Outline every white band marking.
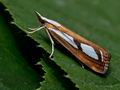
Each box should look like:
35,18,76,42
49,28,78,49
81,43,99,60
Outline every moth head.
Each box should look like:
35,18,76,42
35,11,61,27
35,11,45,24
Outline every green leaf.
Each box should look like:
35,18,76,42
37,58,77,90
37,59,66,90
0,7,40,90
1,0,120,90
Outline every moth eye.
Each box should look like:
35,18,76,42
80,43,99,60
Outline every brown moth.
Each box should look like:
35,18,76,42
28,12,111,74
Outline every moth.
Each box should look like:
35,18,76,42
28,12,111,74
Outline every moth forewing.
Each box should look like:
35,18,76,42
34,12,110,74
47,27,110,74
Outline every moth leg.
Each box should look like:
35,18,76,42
27,26,45,34
46,29,54,58
81,65,85,69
